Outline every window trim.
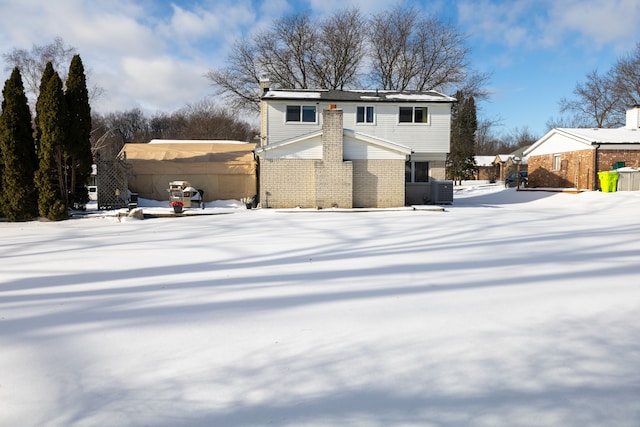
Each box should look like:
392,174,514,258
285,105,318,124
399,106,429,124
356,105,375,125
552,153,561,171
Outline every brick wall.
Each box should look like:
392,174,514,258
528,149,594,189
597,150,640,171
313,109,353,208
529,148,640,190
352,159,405,207
259,159,316,208
314,159,353,208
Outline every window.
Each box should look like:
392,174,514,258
405,161,430,183
399,106,429,123
286,105,317,123
553,154,561,170
357,106,375,124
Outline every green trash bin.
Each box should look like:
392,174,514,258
598,171,619,192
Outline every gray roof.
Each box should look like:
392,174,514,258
262,88,456,103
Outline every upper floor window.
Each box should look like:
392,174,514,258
399,106,429,124
286,105,317,123
356,106,375,124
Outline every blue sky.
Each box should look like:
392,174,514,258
1,0,639,138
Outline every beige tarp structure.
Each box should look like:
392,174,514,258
119,142,257,202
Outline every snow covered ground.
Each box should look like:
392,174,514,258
1,185,639,427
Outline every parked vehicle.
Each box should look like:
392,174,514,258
505,171,528,187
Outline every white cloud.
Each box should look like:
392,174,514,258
544,0,640,52
168,4,219,38
92,55,212,113
458,0,640,53
457,0,538,48
0,0,235,114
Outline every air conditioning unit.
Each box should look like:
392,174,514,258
430,180,454,204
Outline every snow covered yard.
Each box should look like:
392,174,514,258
1,187,639,427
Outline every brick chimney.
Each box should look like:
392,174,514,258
322,107,344,162
626,105,640,129
259,78,270,146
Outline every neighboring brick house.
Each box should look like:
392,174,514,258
524,106,640,190
474,156,497,181
493,154,512,182
254,80,456,208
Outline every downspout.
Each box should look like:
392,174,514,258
593,143,600,190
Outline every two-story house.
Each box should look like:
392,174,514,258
255,80,456,208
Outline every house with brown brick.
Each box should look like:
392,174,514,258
474,156,498,181
254,80,456,208
524,106,640,190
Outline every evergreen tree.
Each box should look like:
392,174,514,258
34,67,68,220
0,68,38,220
65,55,92,209
447,91,477,183
34,62,55,152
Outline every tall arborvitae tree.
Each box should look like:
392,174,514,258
0,68,38,220
447,91,477,183
65,54,92,208
34,67,68,220
34,62,55,152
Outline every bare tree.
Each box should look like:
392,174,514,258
310,8,366,90
3,37,103,110
545,114,591,131
3,37,75,104
263,12,317,89
367,6,485,97
206,40,262,112
556,44,640,128
90,109,149,158
368,6,420,91
176,99,254,141
413,15,469,91
206,9,369,112
559,69,620,128
475,117,503,155
612,43,640,110
508,126,538,149
205,12,317,115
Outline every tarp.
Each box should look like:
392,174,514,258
119,142,257,202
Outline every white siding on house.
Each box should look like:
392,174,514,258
527,133,592,156
266,100,451,155
259,136,322,160
265,103,322,145
344,138,407,160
